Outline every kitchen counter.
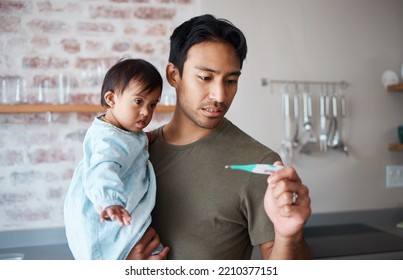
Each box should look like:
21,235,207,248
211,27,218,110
304,207,403,259
0,227,73,260
250,207,403,260
2,208,403,260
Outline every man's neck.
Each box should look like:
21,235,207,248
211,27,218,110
162,112,220,145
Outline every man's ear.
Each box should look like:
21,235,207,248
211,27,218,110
104,91,115,107
166,63,180,88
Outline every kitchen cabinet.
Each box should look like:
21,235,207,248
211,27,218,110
386,84,403,151
0,104,175,114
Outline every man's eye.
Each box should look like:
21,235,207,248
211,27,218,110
199,76,211,81
226,79,238,85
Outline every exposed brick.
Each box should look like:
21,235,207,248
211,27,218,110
89,5,133,19
23,56,69,69
145,23,168,36
0,16,21,33
10,171,42,185
0,0,33,14
12,129,58,146
31,36,50,48
10,170,64,186
157,0,192,3
0,151,24,166
133,42,155,54
37,1,80,13
33,74,54,87
5,37,29,54
61,168,75,180
24,114,51,123
110,0,149,3
65,129,87,143
77,112,98,122
5,207,51,222
36,0,51,12
46,187,63,199
77,22,115,33
32,73,79,91
160,39,170,54
27,148,75,164
123,24,138,35
85,40,103,52
27,19,69,34
44,171,59,182
61,38,80,54
134,7,176,20
0,113,50,124
70,93,100,105
45,113,70,124
75,57,117,70
0,192,34,204
112,41,130,52
0,0,194,232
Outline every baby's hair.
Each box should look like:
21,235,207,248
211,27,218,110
100,58,163,107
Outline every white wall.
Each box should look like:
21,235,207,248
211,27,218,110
197,0,403,213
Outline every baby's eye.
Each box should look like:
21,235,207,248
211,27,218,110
150,103,158,109
134,99,143,105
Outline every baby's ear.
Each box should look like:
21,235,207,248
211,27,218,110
104,91,115,107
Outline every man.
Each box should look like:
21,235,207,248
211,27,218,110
127,14,312,260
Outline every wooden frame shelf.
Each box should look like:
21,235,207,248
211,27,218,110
387,84,403,91
388,143,403,152
0,104,175,114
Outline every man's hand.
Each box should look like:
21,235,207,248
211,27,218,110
264,161,311,238
126,227,169,260
100,205,132,226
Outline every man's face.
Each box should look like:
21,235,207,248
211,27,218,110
174,41,241,129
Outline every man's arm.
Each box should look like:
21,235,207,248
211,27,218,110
260,162,313,259
259,236,312,259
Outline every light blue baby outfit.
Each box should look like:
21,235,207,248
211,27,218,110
64,115,160,259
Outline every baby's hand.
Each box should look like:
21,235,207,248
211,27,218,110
100,205,132,226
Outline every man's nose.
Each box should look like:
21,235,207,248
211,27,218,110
209,82,226,102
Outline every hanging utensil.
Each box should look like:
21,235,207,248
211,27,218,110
292,84,300,148
338,94,349,156
319,93,327,152
279,86,292,163
300,91,318,154
330,95,340,148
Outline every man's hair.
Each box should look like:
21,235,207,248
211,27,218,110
168,14,247,75
100,58,162,107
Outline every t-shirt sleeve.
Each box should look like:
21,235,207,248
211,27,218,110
242,151,282,246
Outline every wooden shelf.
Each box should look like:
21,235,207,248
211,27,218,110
388,143,403,152
0,104,175,114
387,84,403,91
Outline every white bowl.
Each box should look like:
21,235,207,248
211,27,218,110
382,70,399,89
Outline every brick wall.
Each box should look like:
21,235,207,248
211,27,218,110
0,0,196,231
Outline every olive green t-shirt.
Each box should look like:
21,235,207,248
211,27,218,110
149,118,280,259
